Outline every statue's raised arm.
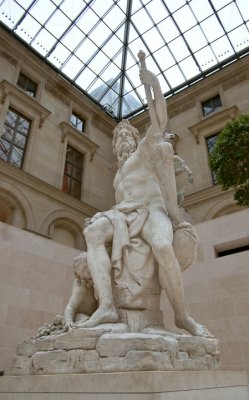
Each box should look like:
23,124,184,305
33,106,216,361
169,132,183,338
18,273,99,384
138,50,167,136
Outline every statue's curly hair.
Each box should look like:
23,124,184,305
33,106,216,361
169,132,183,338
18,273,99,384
112,119,140,155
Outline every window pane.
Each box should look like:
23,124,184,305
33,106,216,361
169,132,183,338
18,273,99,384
0,109,31,168
63,145,84,199
17,73,37,97
202,95,222,116
70,113,85,132
206,134,219,184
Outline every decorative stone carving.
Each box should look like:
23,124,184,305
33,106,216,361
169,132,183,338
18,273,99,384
8,54,220,376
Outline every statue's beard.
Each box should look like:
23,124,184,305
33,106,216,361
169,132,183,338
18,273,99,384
116,141,135,166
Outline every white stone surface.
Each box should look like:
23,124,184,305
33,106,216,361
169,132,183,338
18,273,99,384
0,371,248,399
9,324,220,375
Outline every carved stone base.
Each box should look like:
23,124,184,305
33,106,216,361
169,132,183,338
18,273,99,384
9,323,220,376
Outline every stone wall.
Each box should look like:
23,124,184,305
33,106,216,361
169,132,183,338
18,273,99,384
0,208,248,375
161,208,249,376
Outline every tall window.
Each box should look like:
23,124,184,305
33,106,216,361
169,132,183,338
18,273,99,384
0,108,31,168
202,95,222,117
62,145,84,199
71,112,85,133
206,133,219,184
17,73,37,97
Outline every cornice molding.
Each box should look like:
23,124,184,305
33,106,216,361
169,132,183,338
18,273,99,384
59,121,99,161
183,184,234,207
0,160,98,217
0,80,51,127
91,114,116,138
188,105,239,143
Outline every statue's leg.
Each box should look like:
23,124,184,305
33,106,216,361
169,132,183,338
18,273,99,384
82,217,119,327
141,208,213,338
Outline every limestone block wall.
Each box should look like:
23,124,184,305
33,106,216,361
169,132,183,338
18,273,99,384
0,27,116,228
1,208,248,376
161,208,249,376
0,221,78,374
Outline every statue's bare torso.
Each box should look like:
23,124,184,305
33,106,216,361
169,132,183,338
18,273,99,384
114,138,165,210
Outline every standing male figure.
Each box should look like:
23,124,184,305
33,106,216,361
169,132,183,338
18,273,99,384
83,67,212,337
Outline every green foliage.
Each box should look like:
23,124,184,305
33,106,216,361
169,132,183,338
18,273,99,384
209,114,249,206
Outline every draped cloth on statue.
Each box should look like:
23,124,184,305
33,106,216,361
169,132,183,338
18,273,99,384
100,202,158,308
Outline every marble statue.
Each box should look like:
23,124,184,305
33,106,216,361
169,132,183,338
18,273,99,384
63,252,97,330
71,54,212,338
164,132,194,206
9,52,220,376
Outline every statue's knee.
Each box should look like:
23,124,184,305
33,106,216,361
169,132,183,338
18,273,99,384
154,240,173,257
83,224,99,244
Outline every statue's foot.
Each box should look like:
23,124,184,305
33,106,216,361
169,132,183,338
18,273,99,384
80,307,119,328
176,316,214,338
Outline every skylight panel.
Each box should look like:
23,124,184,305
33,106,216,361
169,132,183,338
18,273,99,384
61,25,85,52
74,37,98,62
61,55,84,79
165,64,185,86
218,2,244,32
228,25,249,51
184,26,208,52
32,29,57,56
29,0,56,25
76,67,96,90
189,0,213,21
90,22,112,47
47,42,71,68
179,57,200,79
60,0,84,21
173,5,197,32
200,14,225,42
165,0,186,13
145,0,169,24
77,8,99,33
100,35,123,60
211,0,233,11
103,5,125,30
15,14,41,44
101,63,121,84
210,36,234,61
168,36,191,62
142,27,165,52
237,0,249,21
132,7,154,33
0,0,24,28
0,0,248,119
195,46,217,71
45,10,71,39
157,17,180,43
154,46,175,71
87,51,111,76
90,0,114,18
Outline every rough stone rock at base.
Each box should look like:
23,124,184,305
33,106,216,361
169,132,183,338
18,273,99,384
9,325,220,375
96,333,178,358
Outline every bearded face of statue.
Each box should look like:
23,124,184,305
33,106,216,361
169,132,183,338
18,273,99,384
114,127,137,165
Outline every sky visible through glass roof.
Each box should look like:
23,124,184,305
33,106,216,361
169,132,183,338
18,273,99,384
0,0,249,120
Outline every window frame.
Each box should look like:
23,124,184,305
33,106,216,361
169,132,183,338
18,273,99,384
201,94,222,117
70,111,85,133
62,144,84,199
0,107,32,168
17,72,37,97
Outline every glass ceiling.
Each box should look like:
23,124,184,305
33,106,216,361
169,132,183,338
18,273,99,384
0,0,249,120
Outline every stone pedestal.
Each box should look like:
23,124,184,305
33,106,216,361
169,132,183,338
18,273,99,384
9,323,220,375
0,370,248,399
